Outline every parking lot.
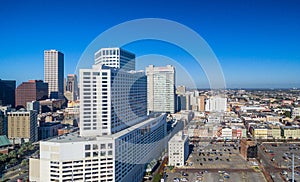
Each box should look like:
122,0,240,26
185,141,249,170
165,171,266,182
163,141,267,182
261,142,300,181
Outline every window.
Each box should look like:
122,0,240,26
85,152,91,157
85,145,91,150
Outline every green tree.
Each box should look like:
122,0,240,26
284,111,291,118
8,150,17,159
17,147,25,156
0,153,8,163
9,158,17,165
21,159,28,166
152,173,163,182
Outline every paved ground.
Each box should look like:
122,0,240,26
184,141,249,170
164,141,266,182
260,142,300,182
166,171,266,182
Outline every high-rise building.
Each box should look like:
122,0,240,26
0,110,4,136
26,101,40,112
205,96,227,112
44,50,64,99
7,109,38,144
0,106,11,136
15,80,48,108
146,65,175,114
94,47,135,71
177,95,187,111
198,95,206,112
65,74,78,101
79,64,147,137
0,79,16,107
30,48,168,182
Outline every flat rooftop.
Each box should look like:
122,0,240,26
43,114,165,143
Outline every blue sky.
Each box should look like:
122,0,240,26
0,0,299,88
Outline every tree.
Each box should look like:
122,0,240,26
9,158,17,165
0,153,8,163
8,150,17,159
17,147,25,156
284,111,291,118
21,159,28,166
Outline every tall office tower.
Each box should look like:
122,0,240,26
7,109,38,144
0,106,11,136
80,64,147,137
44,50,64,99
30,48,168,182
65,74,79,101
94,47,135,71
0,79,16,107
198,95,206,112
205,96,227,112
146,65,175,114
177,95,187,111
0,110,4,135
15,80,48,108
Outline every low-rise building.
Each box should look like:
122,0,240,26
7,109,38,144
281,126,300,139
292,107,300,118
168,131,189,167
250,125,269,139
39,122,62,140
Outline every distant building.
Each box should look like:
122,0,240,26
240,139,257,159
168,131,189,166
65,74,78,101
176,86,186,95
26,101,40,113
63,103,79,126
7,109,38,144
44,50,64,99
146,65,175,114
0,79,16,108
292,107,300,118
205,96,227,112
0,106,11,136
94,47,135,71
250,125,269,139
39,99,64,113
198,95,206,112
281,126,300,139
0,110,4,136
177,95,187,111
15,80,48,108
39,122,62,140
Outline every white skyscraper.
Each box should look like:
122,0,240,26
30,48,168,182
146,65,175,114
94,47,135,71
44,50,64,99
79,64,147,137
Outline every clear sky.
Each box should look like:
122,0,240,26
0,0,299,88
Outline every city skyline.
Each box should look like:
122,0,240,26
0,0,300,88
